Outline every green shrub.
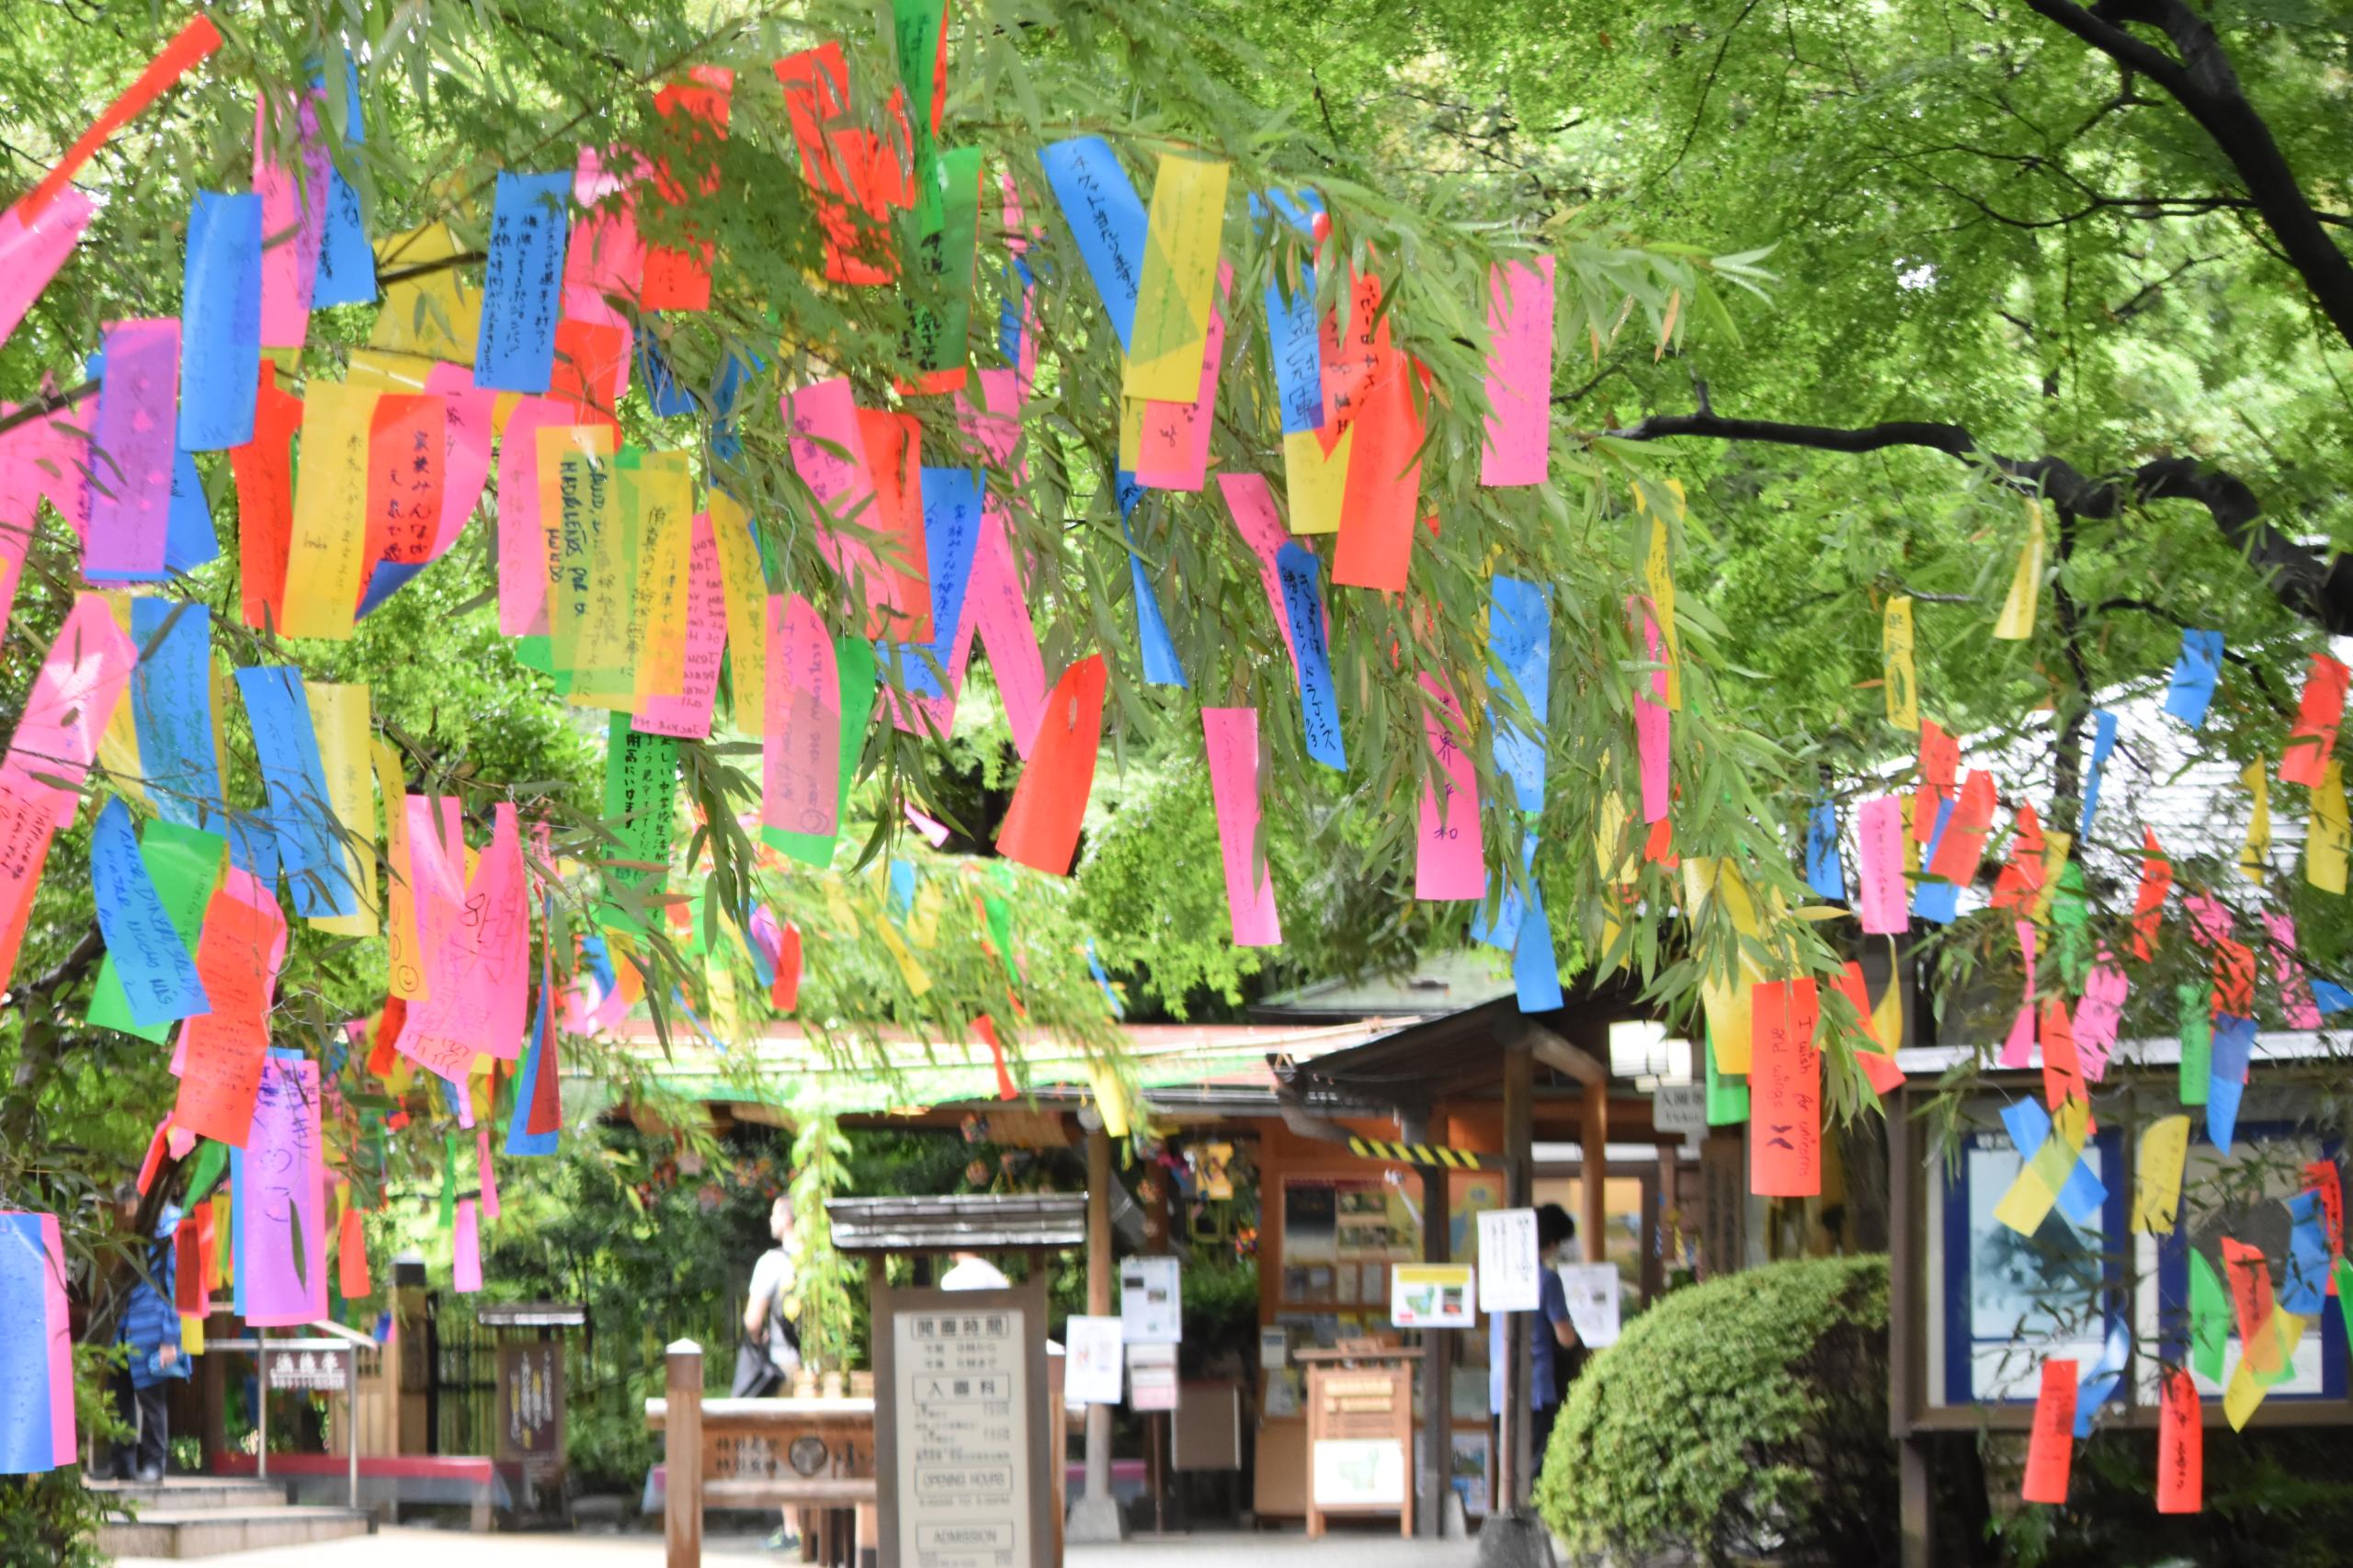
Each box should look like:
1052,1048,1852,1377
1535,1254,1894,1565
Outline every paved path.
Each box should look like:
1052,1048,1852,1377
117,1523,1482,1568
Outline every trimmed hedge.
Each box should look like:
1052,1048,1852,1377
1534,1254,1893,1565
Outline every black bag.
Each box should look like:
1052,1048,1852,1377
732,1338,786,1398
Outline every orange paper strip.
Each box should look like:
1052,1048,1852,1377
1749,977,1822,1197
22,16,223,218
2157,1367,2202,1514
2020,1358,2077,1505
995,654,1107,877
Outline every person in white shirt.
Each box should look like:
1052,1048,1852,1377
938,1250,1011,1290
738,1195,804,1552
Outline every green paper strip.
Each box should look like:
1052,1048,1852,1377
1706,1035,1749,1125
600,711,679,929
438,1132,458,1231
2189,1248,2229,1384
2178,984,2212,1108
89,818,224,1040
764,637,877,869
184,1139,229,1206
902,146,982,380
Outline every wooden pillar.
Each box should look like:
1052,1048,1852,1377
1405,1115,1453,1538
1580,1085,1608,1265
665,1340,702,1568
1900,1436,1933,1568
1083,1125,1115,1507
1498,1039,1534,1515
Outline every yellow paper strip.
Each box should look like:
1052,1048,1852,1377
2312,760,2349,894
1124,153,1230,402
2225,1312,2309,1431
1993,499,2044,641
346,347,437,394
709,489,768,738
375,737,426,1000
280,381,378,640
371,221,481,364
631,454,696,705
1282,427,1350,536
2033,830,2073,926
94,591,148,809
2131,1114,2191,1234
1683,857,1766,1074
1087,1060,1131,1139
1994,1096,2090,1236
2241,758,2271,884
554,446,636,710
1643,504,1682,710
307,682,379,937
1882,595,1919,731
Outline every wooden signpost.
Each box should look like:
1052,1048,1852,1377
1298,1343,1416,1538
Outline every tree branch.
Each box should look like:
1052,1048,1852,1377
1599,410,2353,631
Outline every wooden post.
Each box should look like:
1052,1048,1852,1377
1409,1119,1453,1538
1581,1085,1608,1265
1066,1123,1126,1541
1498,1038,1534,1515
665,1340,702,1568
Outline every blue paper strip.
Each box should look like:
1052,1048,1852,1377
2282,1188,2331,1317
2000,1096,2052,1155
0,1212,60,1473
1086,937,1124,1018
888,859,917,916
473,170,573,393
2164,629,2223,729
881,466,983,700
313,166,377,308
997,254,1035,369
2080,710,2118,843
234,665,355,916
2072,1320,2131,1439
2313,978,2353,1016
507,956,559,1157
1472,835,1535,953
2054,1157,2108,1227
1038,136,1144,351
166,449,219,574
90,797,211,1028
1253,189,1325,436
1805,801,1845,902
131,598,222,831
1117,472,1187,688
1487,575,1551,812
1277,541,1347,771
1912,796,1961,925
178,190,262,450
2207,1012,2257,1153
640,330,696,417
1513,868,1563,1013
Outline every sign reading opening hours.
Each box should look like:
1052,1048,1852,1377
875,1280,1052,1568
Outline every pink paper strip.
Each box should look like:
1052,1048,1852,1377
0,592,135,826
82,318,180,580
452,1198,482,1292
970,512,1047,756
1201,707,1281,945
2184,892,2234,947
1215,472,1300,676
764,593,840,837
397,800,529,1074
477,1129,500,1222
494,396,571,636
954,368,1023,467
783,377,884,613
1479,255,1555,486
2001,919,2038,1068
2265,912,2321,1029
40,1210,74,1465
0,189,96,353
904,801,951,846
253,93,328,350
1415,675,1484,901
2075,955,2129,1079
421,363,496,557
633,512,725,739
1633,602,1670,823
561,146,645,329
1133,262,1232,492
239,1053,327,1326
1857,795,1909,935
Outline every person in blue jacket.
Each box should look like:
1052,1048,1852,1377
1487,1204,1584,1486
101,1203,187,1483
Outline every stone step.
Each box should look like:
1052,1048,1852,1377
88,1477,291,1513
97,1504,374,1560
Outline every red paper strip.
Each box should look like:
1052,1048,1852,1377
975,1013,1017,1100
1831,961,1905,1096
2157,1367,2202,1514
337,1205,370,1299
172,868,287,1147
858,407,931,642
1330,354,1426,594
525,986,563,1137
2021,1358,2078,1505
769,918,802,1013
774,42,908,287
1749,978,1822,1197
2039,997,2085,1112
1988,801,2044,913
1914,720,1959,842
230,365,302,631
642,67,734,310
2303,1161,2344,1291
1926,768,1996,885
174,1218,208,1315
2280,653,2351,788
551,318,630,421
2221,1236,2283,1377
995,654,1107,876
362,393,448,576
2211,937,2256,1017
135,1116,171,1196
22,16,223,218
2131,827,2172,962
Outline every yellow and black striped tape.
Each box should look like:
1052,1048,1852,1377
1346,1136,1498,1170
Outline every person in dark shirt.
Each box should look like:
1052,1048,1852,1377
100,1204,186,1483
1487,1204,1583,1483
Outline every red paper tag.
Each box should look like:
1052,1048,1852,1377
2020,1358,2078,1505
1749,978,1822,1197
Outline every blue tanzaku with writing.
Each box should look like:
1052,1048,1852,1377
474,170,574,393
166,449,220,573
2282,1187,2332,1317
1486,574,1551,812
1118,472,1187,688
90,797,212,1030
178,190,262,450
311,55,377,308
0,1213,64,1473
1038,136,1144,351
1804,800,1844,902
2079,710,2119,843
131,597,222,831
2164,629,2223,728
880,466,983,701
2206,1012,2257,1153
89,815,222,1041
234,665,358,917
1251,188,1325,436
1277,541,1346,771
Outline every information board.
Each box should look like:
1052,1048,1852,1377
874,1280,1052,1568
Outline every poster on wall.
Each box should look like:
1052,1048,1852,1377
1477,1208,1540,1312
1120,1256,1183,1344
1449,1429,1491,1515
1312,1437,1406,1506
1390,1263,1475,1329
1065,1314,1124,1404
1557,1263,1621,1348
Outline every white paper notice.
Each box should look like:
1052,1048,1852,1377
1126,1342,1178,1412
1557,1262,1622,1348
1119,1256,1183,1345
892,1304,1032,1566
1476,1209,1540,1312
1064,1314,1124,1405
